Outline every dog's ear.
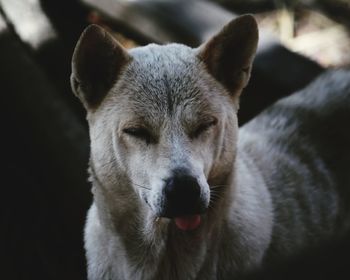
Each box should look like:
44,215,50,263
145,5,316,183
71,24,131,109
197,15,258,97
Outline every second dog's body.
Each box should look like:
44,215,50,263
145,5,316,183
241,69,350,261
71,15,350,279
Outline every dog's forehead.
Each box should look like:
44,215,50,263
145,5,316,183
117,44,218,120
128,43,196,73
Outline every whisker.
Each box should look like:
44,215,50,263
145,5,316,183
100,160,116,168
89,158,117,170
210,189,223,201
89,158,152,191
210,185,228,189
133,182,151,190
210,193,222,199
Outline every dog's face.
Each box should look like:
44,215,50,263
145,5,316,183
87,45,238,219
71,15,258,228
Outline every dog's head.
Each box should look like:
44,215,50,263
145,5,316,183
71,15,258,230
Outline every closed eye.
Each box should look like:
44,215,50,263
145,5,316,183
191,118,218,138
122,127,154,144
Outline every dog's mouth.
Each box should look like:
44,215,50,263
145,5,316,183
157,205,207,231
174,214,201,231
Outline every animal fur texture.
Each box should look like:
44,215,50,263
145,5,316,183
70,15,350,280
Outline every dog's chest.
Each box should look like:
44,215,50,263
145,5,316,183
97,222,226,280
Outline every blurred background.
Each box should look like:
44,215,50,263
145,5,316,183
1,0,349,279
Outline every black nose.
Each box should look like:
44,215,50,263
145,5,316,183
161,170,206,218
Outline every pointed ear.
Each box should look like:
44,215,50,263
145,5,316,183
71,24,131,109
197,15,258,97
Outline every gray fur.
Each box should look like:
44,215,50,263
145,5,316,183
71,16,350,280
241,69,350,262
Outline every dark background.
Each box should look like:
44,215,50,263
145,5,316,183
1,0,349,279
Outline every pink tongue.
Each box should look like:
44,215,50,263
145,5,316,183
175,215,201,231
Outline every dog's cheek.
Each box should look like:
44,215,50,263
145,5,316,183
191,137,216,178
127,151,147,178
208,124,235,181
112,133,144,183
127,144,160,189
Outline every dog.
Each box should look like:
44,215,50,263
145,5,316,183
70,15,350,279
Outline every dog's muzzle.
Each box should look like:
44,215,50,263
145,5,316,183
160,170,207,218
